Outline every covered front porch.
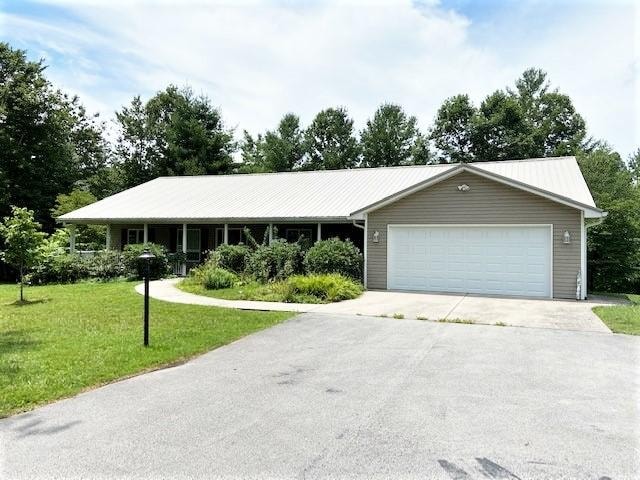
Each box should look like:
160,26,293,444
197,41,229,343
70,221,365,275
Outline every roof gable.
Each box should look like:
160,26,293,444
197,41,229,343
350,159,604,219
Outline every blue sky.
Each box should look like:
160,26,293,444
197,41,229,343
1,0,637,158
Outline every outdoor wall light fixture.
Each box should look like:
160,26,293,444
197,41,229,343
563,230,571,244
139,247,156,347
457,184,470,192
373,231,380,243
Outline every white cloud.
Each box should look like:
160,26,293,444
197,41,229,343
2,0,638,157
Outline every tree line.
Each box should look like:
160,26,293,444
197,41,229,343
0,42,638,291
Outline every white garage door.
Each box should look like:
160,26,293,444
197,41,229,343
387,225,552,298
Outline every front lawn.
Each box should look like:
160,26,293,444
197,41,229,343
593,294,640,335
0,281,292,417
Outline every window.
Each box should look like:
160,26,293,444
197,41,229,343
286,228,312,243
215,227,245,247
127,229,144,245
177,229,201,262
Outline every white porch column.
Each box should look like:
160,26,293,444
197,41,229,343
105,224,111,250
223,223,229,244
316,223,322,243
69,224,76,254
269,223,274,245
182,223,188,276
143,223,148,244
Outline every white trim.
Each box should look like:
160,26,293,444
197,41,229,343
363,213,368,288
351,165,604,218
581,210,587,300
386,224,553,299
126,228,144,245
550,224,554,299
182,223,188,276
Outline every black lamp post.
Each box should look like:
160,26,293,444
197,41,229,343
139,247,155,347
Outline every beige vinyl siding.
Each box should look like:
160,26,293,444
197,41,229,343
366,171,581,299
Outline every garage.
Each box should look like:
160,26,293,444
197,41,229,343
387,225,552,298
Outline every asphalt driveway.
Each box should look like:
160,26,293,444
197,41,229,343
1,313,638,479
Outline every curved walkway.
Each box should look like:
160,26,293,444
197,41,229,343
136,279,616,333
135,278,318,313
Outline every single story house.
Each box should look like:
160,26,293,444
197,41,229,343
59,156,605,300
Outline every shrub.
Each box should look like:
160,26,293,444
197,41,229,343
193,266,238,290
29,253,89,284
286,274,363,302
214,244,250,273
245,241,303,283
85,250,126,280
122,243,170,280
303,238,363,280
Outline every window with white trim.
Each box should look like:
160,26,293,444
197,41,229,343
215,227,245,247
177,229,201,262
127,229,144,245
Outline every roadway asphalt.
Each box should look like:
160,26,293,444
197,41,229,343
1,313,638,479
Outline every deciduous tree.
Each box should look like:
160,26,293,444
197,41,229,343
361,104,426,167
113,86,236,187
0,43,107,229
0,206,46,302
430,69,587,163
577,146,640,292
52,188,105,249
301,107,360,170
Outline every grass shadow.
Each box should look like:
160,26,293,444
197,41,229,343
5,298,50,307
0,330,41,378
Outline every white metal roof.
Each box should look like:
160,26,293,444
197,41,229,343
59,156,602,223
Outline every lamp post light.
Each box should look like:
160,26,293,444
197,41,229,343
139,247,155,347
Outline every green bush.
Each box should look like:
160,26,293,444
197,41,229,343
214,244,250,273
245,241,303,283
122,243,170,280
286,274,363,302
85,250,126,280
303,238,363,280
29,253,89,284
192,266,238,290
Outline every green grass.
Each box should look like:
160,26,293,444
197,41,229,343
593,294,640,335
0,281,292,417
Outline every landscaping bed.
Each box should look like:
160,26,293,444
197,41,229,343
0,281,291,417
180,274,363,304
593,294,640,335
179,237,365,304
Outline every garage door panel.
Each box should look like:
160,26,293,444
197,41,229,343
388,225,551,298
